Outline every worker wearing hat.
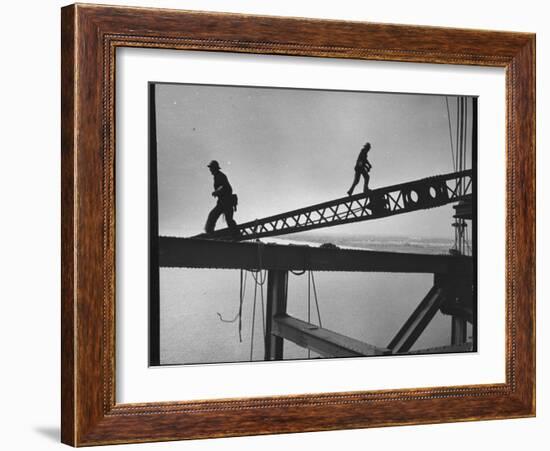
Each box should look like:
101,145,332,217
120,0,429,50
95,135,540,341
347,142,372,196
204,160,238,234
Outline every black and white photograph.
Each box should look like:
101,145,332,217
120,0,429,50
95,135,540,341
2,0,544,448
148,82,476,367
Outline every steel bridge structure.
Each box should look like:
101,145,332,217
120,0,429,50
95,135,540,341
151,170,476,365
156,237,474,361
151,168,475,365
147,87,477,367
198,169,472,242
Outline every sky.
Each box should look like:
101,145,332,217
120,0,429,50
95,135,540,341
154,83,474,240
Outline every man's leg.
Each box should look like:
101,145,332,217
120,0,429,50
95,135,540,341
223,203,238,232
205,204,223,233
362,170,370,193
347,169,361,196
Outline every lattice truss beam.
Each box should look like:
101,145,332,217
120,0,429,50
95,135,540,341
206,169,472,241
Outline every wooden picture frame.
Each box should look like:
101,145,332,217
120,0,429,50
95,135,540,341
61,3,535,446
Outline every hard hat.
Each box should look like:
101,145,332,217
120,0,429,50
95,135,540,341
207,160,220,169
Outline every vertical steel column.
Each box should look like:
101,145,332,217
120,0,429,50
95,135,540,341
264,270,289,360
451,317,468,345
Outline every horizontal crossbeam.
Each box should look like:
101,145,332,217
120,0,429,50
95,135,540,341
272,315,390,358
399,342,473,355
159,237,472,273
203,169,472,241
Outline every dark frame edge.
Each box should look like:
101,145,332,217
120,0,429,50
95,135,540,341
61,3,77,447
511,34,536,417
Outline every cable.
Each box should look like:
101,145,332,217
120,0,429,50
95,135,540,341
248,270,268,361
260,274,266,337
290,269,306,276
307,271,311,359
455,97,460,170
250,273,258,361
249,240,267,285
311,271,323,328
445,96,456,172
216,270,247,343
464,99,468,172
249,241,268,360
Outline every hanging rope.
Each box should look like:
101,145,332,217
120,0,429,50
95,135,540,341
260,273,266,337
250,240,267,285
296,270,324,359
218,242,324,360
249,271,267,360
311,271,323,328
249,241,268,360
250,273,258,360
290,269,306,276
216,270,247,343
215,241,270,358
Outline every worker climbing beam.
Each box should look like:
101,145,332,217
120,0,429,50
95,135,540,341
200,169,472,241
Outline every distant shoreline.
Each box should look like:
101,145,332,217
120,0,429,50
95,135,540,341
261,233,455,255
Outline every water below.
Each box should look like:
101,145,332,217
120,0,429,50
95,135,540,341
159,235,472,365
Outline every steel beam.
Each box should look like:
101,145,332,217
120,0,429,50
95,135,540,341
273,315,390,358
202,170,472,241
453,199,473,220
387,286,446,353
437,272,474,323
404,342,473,355
451,317,468,345
265,270,288,360
159,237,471,273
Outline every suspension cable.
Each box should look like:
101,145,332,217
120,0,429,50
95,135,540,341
445,96,456,172
463,99,468,172
455,97,460,170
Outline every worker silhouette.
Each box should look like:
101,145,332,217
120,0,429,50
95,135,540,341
347,142,372,196
204,160,238,234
